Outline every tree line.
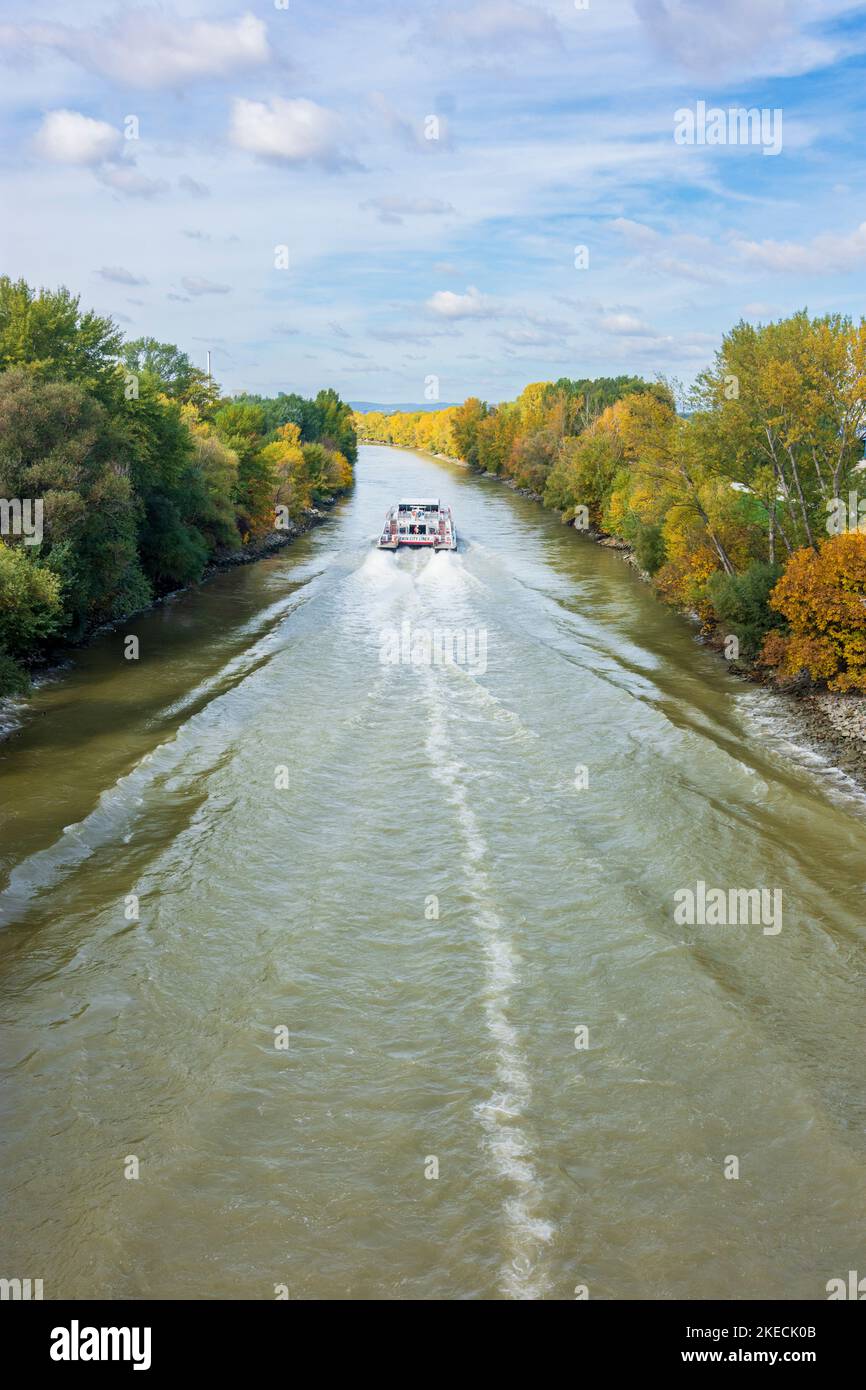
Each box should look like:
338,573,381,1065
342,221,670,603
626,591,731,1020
355,315,866,692
0,277,356,695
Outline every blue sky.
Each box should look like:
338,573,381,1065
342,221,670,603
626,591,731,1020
1,0,865,402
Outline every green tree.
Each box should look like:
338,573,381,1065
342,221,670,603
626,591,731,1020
0,542,63,656
706,561,784,658
544,428,623,524
0,369,150,633
311,388,358,464
121,337,219,413
0,276,123,405
633,522,667,576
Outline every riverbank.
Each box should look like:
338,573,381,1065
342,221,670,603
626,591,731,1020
202,500,334,577
0,501,338,735
781,691,866,790
599,534,866,790
474,461,866,793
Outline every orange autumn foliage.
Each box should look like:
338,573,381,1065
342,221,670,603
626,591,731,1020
760,530,866,690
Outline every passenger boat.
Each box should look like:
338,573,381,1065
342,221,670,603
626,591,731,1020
377,498,457,550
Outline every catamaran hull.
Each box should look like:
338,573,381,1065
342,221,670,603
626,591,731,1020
378,536,457,550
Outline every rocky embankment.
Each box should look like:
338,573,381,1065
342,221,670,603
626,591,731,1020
787,692,866,788
203,502,334,576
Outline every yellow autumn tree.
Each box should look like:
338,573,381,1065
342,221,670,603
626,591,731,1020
259,422,308,516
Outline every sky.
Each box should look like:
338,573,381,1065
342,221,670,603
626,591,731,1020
1,0,866,403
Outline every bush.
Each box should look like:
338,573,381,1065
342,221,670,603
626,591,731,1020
706,560,783,659
633,522,667,576
139,495,208,588
0,542,63,656
544,430,622,524
655,544,720,617
0,651,31,696
759,532,866,690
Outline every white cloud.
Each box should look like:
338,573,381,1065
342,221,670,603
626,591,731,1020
523,310,571,334
370,328,456,344
332,346,369,361
31,110,168,198
633,0,837,78
179,175,211,199
610,217,660,246
229,97,352,168
181,276,232,296
96,164,168,198
741,301,777,317
33,110,120,165
426,286,497,319
598,312,657,337
436,1,560,48
501,327,563,346
361,196,455,225
734,222,866,274
7,11,270,88
611,217,723,285
367,92,454,153
98,266,148,286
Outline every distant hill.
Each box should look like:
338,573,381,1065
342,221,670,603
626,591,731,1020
350,401,460,414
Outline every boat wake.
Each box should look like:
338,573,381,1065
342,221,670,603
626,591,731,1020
423,667,554,1299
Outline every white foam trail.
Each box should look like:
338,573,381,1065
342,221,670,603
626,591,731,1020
0,754,161,926
0,696,27,741
355,547,407,588
416,550,465,589
0,696,245,928
155,588,317,724
738,688,866,811
424,670,553,1299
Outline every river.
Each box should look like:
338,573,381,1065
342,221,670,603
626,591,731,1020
1,443,865,1300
